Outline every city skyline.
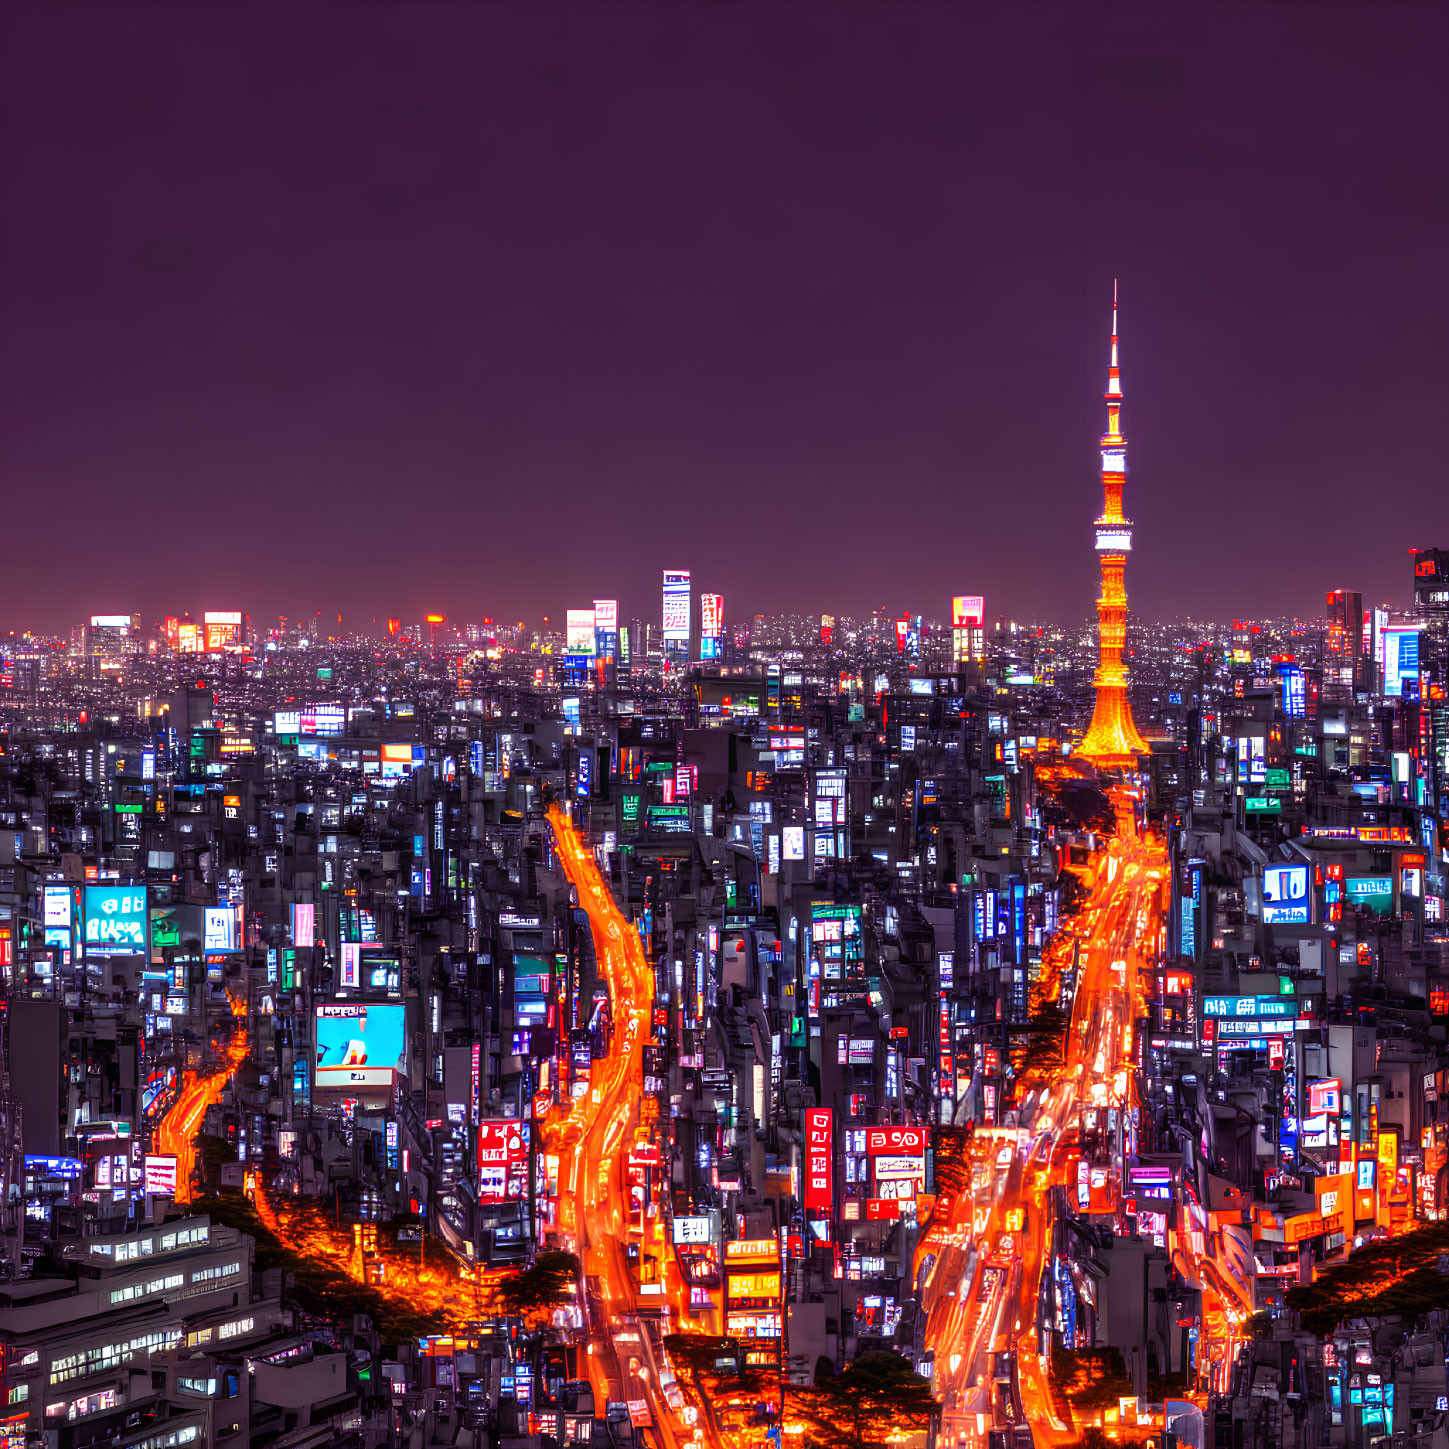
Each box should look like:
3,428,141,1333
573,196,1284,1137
3,4,1446,632
0,7,1445,1446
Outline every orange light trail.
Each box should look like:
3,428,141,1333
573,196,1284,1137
153,993,249,1205
921,784,1183,1444
546,803,729,1449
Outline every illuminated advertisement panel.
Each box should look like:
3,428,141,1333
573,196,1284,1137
673,1215,711,1245
1202,995,1296,1018
477,1121,529,1201
700,593,724,658
1279,665,1306,718
866,1127,927,1155
723,1238,777,1262
1346,876,1393,906
593,598,618,632
951,595,985,628
726,1271,781,1302
1383,626,1420,698
565,609,597,657
83,886,148,955
144,1155,178,1196
204,906,241,953
872,1155,926,1181
662,570,691,641
314,1002,406,1089
44,884,72,930
292,902,316,949
1262,864,1310,924
203,611,242,651
804,1107,833,1214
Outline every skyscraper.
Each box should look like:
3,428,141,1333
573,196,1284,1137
1079,283,1149,767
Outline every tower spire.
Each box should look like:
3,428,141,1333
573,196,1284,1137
1079,282,1148,768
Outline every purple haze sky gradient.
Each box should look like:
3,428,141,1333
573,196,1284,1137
2,3,1447,635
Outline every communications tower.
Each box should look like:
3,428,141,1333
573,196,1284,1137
1078,282,1149,768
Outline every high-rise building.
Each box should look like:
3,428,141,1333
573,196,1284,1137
1326,589,1364,657
1411,549,1449,616
1079,283,1148,767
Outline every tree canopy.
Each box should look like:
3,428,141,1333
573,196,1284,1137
196,1193,445,1346
1049,1343,1133,1413
1011,998,1070,1079
931,1125,974,1198
664,1334,773,1400
787,1350,939,1449
1285,1222,1449,1338
491,1250,581,1322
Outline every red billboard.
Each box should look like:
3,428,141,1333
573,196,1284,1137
805,1107,833,1214
477,1121,529,1202
866,1127,927,1156
951,595,985,628
700,593,724,638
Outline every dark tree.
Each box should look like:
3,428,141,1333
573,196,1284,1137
787,1350,939,1449
1049,1343,1134,1412
1285,1222,1449,1337
491,1250,581,1322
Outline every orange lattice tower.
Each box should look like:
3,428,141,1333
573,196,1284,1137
1078,281,1149,769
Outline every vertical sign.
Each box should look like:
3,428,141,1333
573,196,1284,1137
292,902,315,950
699,593,724,658
662,571,691,642
804,1107,833,1215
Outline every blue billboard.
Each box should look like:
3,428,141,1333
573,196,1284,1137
83,886,148,955
314,1003,406,1090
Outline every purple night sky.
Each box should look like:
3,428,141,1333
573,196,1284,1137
2,3,1446,634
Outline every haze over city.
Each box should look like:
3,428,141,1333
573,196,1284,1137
0,8,1446,1449
3,3,1446,632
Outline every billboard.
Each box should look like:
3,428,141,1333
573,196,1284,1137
204,906,241,953
593,598,618,632
701,591,724,637
83,886,148,955
700,593,724,659
476,1121,529,1202
338,941,369,989
292,902,315,950
1262,864,1310,925
951,596,985,628
804,1107,833,1214
144,1155,178,1196
1346,876,1393,906
1383,626,1420,698
203,611,242,651
1279,665,1306,718
1202,995,1297,1018
314,1002,406,1089
274,705,346,737
672,1215,712,1245
43,884,72,930
662,570,691,641
565,609,597,657
866,1127,927,1156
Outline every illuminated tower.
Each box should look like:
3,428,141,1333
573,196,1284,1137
1079,282,1149,767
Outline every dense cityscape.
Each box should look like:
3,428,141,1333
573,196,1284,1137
0,307,1445,1449
4,6,1447,1449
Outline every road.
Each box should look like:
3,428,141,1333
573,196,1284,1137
153,992,249,1204
921,811,1171,1445
546,804,709,1449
